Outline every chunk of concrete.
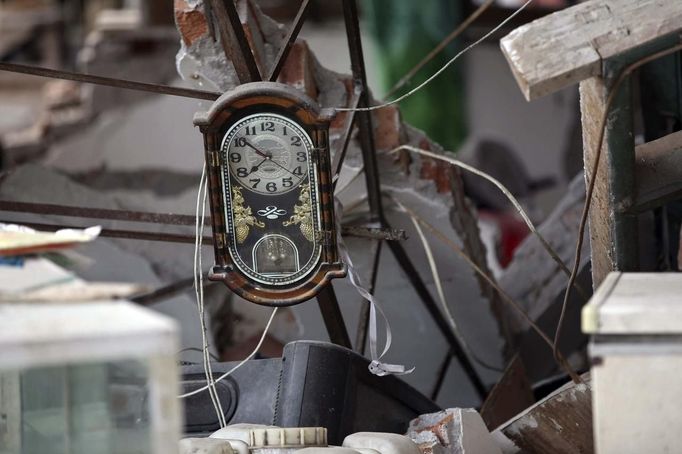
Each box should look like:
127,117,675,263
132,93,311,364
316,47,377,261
407,430,446,454
343,433,421,454
179,437,234,454
407,409,502,454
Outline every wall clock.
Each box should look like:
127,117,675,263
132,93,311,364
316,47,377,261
194,82,346,306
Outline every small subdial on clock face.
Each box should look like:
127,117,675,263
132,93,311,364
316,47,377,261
225,114,311,195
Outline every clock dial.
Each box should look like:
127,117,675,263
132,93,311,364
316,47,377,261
195,83,346,305
223,114,310,195
219,112,321,286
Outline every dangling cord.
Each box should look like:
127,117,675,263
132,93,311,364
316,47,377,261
335,198,413,376
387,144,589,301
194,165,226,427
179,307,278,398
390,195,504,373
334,0,534,113
396,198,581,383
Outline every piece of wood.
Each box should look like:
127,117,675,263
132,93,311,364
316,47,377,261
579,78,616,289
480,354,535,431
500,374,593,454
633,130,682,212
580,68,638,288
500,0,682,101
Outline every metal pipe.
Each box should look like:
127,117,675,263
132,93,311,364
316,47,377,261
0,62,220,101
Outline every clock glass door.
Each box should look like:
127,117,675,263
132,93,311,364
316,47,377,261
220,113,322,286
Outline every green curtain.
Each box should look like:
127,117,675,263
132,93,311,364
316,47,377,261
363,0,467,151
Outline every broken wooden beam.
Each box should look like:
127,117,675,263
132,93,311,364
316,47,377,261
500,0,682,101
501,0,682,288
632,129,682,213
497,374,592,454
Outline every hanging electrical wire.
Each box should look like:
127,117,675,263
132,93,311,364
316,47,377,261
389,195,504,373
192,166,226,426
178,308,279,398
335,0,534,113
388,144,588,300
384,0,496,99
395,199,580,382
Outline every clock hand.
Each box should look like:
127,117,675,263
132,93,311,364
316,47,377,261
248,157,268,175
244,139,303,181
244,140,271,159
267,156,303,181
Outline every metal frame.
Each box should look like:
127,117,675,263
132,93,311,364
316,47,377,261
0,0,487,397
339,0,486,397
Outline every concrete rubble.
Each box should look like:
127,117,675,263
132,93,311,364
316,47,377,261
1,8,179,166
494,374,592,454
344,433,421,454
406,409,502,454
0,0,585,407
181,412,506,454
498,174,590,379
0,2,502,402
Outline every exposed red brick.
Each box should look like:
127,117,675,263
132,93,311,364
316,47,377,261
330,78,354,132
418,139,450,193
277,41,318,100
175,0,208,46
372,104,402,151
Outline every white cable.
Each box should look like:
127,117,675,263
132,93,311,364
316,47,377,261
193,166,226,426
179,307,279,399
334,0,534,113
390,144,574,280
201,173,227,427
334,198,413,377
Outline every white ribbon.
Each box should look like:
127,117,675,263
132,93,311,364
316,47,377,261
335,199,414,377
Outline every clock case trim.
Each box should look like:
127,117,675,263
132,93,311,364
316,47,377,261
194,82,346,307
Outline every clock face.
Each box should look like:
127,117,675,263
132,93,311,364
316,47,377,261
220,112,322,286
224,114,309,195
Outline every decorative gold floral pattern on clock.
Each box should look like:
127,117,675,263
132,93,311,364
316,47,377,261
283,183,314,242
232,186,264,244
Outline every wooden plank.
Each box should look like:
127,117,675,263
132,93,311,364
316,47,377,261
500,374,593,454
579,72,637,288
500,0,682,100
480,354,535,431
633,130,682,212
579,78,614,291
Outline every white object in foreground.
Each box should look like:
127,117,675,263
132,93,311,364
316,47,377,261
583,272,682,453
406,408,501,454
343,433,421,454
0,301,181,454
180,438,234,454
